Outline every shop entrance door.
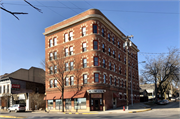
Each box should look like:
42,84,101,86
94,99,100,111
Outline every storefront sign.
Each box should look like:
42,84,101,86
91,94,102,98
87,89,106,93
12,84,20,89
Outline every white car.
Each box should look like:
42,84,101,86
8,104,25,113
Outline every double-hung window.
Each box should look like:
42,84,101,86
109,48,111,56
49,66,53,74
49,53,53,60
65,48,69,56
53,37,57,46
7,85,9,93
54,65,57,73
118,54,120,61
54,51,57,59
70,62,73,70
119,67,121,74
93,40,98,50
109,62,111,70
66,78,69,86
54,79,57,87
65,63,69,71
113,51,115,58
94,73,99,83
108,34,110,41
102,28,104,37
82,27,86,36
82,43,87,52
103,59,105,68
114,64,116,72
83,59,87,68
94,57,98,66
93,24,97,33
118,41,120,48
118,79,120,86
70,77,74,85
0,86,1,94
102,44,105,52
103,74,106,83
83,74,87,84
49,39,53,47
50,80,53,88
70,47,73,55
69,32,73,41
114,78,116,86
124,57,126,64
65,33,68,42
112,37,114,44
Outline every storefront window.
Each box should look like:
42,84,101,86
65,99,71,109
74,98,86,109
48,100,53,110
55,99,62,110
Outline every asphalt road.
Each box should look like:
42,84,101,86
1,101,179,119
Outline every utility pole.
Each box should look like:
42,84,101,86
123,35,133,110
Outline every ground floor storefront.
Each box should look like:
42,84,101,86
45,89,140,112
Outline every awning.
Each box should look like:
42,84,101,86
113,93,119,98
73,91,86,98
45,93,61,100
63,92,76,99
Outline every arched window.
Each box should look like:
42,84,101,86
66,77,69,86
49,39,53,47
54,65,57,73
49,53,53,60
103,59,105,68
64,33,68,42
69,31,73,41
54,79,57,87
54,51,57,59
50,80,53,88
103,74,106,83
53,37,57,46
70,76,74,85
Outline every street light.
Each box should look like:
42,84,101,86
123,35,133,110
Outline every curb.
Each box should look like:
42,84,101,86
63,112,98,115
128,108,152,113
0,115,26,118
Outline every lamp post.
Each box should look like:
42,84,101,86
123,35,133,110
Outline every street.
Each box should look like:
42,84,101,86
0,101,179,119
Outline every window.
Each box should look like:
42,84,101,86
70,46,73,55
82,42,87,52
54,65,57,73
0,86,1,94
118,79,120,86
65,48,69,56
114,78,116,86
108,34,110,41
93,40,98,50
74,98,86,109
108,48,111,56
70,77,74,85
53,37,57,46
102,44,105,52
83,59,87,68
50,80,53,88
125,69,126,75
94,73,99,83
113,51,115,58
48,100,53,110
70,62,73,70
3,85,5,93
110,76,112,85
82,27,86,36
118,54,120,61
103,74,106,83
114,64,116,72
124,57,126,64
7,85,9,93
83,74,87,84
54,51,57,59
69,31,73,41
49,39,53,47
54,79,57,87
122,81,123,87
55,99,62,110
49,66,53,74
118,41,120,48
93,24,97,33
65,99,71,109
65,33,68,42
119,67,121,74
65,63,69,71
102,28,104,37
112,37,114,44
49,53,53,60
103,59,105,68
66,77,69,86
94,57,99,66
109,62,111,70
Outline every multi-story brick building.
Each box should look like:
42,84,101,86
43,9,139,112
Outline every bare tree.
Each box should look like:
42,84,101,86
0,0,42,20
142,48,180,101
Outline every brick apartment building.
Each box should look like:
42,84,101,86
43,9,139,112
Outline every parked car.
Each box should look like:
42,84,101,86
176,97,180,100
163,99,169,104
8,104,25,113
157,100,165,105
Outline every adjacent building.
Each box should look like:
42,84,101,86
0,67,45,110
44,9,140,112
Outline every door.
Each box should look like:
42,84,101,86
94,99,100,111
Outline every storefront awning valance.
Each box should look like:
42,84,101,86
113,93,119,98
73,91,86,98
45,93,61,100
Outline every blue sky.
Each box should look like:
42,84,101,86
0,0,179,75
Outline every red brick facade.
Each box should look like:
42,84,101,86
44,9,140,112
